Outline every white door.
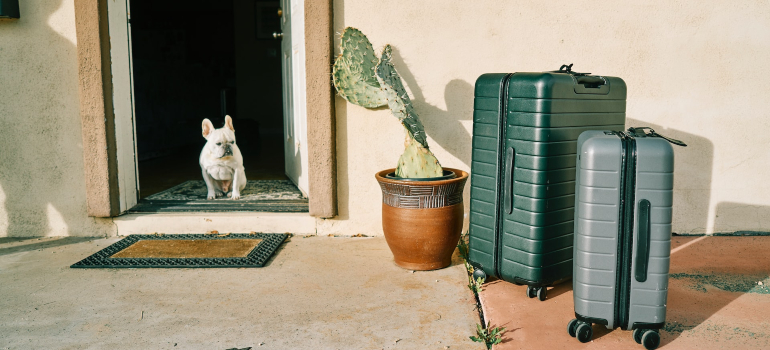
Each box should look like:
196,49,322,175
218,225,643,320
107,0,140,212
279,0,309,196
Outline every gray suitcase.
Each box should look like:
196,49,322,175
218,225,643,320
567,127,686,350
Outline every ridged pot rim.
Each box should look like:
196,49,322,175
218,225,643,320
375,168,468,186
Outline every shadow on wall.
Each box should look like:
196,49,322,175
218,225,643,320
331,44,475,223
0,0,108,237
389,46,475,168
332,98,351,221
626,118,714,234
390,47,475,233
714,202,770,233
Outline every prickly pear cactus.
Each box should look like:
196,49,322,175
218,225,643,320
332,27,443,178
332,28,387,108
375,45,428,149
395,131,443,178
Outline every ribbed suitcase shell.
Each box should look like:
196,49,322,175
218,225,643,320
573,130,672,330
469,70,627,290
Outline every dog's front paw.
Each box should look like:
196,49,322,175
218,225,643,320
207,192,216,200
230,192,241,200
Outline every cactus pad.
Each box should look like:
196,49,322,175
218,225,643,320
332,28,387,108
331,28,442,178
395,132,443,178
375,45,428,149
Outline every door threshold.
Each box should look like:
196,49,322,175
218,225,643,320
114,212,316,236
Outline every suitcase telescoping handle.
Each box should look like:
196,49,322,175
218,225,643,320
635,199,652,282
504,147,515,214
628,127,688,147
554,63,606,86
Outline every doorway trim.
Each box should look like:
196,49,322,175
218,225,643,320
303,0,337,218
74,0,120,217
74,0,337,218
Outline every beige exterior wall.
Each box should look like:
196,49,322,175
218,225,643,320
0,0,115,237
2,0,768,237
319,0,770,235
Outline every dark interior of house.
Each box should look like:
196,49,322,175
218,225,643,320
130,0,285,199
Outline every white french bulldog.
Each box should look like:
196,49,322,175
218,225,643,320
200,115,247,200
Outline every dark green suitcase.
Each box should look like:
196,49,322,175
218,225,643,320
468,65,626,300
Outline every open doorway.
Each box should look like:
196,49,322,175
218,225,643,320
126,0,307,212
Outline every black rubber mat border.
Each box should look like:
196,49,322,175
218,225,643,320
70,233,288,268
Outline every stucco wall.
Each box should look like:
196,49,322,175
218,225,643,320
319,0,770,235
2,0,768,237
0,0,115,237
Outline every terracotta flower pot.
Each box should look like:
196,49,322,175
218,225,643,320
375,168,469,271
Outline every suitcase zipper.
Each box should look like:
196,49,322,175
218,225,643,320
493,73,514,278
614,132,637,329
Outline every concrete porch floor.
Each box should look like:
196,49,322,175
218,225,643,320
479,235,770,349
0,236,484,350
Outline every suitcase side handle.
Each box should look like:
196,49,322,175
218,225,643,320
504,147,515,214
635,199,652,283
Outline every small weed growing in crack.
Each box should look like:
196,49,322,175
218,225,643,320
466,261,484,294
459,231,507,347
470,321,505,348
460,234,482,294
469,275,484,295
457,231,470,261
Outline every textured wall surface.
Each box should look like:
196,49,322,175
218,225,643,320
74,0,120,217
0,0,115,236
305,0,337,218
320,0,770,235
2,0,768,237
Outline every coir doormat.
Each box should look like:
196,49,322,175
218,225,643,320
71,233,287,268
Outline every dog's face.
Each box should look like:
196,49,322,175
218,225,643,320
202,116,237,159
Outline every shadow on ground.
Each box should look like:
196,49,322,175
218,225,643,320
0,237,93,257
0,236,484,349
661,235,770,347
479,235,770,349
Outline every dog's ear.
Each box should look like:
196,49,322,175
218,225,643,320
202,119,214,139
225,115,235,131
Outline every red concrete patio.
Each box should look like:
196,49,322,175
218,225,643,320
479,235,770,349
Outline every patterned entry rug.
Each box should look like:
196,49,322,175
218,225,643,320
71,233,288,268
130,180,308,213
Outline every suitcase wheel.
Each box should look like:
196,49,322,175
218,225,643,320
472,268,487,284
526,286,547,301
576,322,592,343
526,286,536,298
633,328,643,344
641,330,660,350
567,318,579,337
